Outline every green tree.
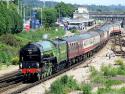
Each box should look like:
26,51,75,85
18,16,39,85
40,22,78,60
55,2,75,17
0,3,23,35
42,8,57,28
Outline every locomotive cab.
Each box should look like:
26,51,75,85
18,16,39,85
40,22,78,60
19,43,43,76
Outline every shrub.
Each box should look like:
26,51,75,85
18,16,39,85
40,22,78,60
0,34,21,47
97,87,125,94
97,87,113,94
119,64,125,70
105,79,123,88
115,59,124,65
92,74,106,84
117,64,125,75
0,43,17,65
11,56,19,65
49,75,79,94
81,84,92,94
119,87,125,93
70,29,77,33
89,66,99,77
101,65,118,77
117,68,125,75
49,79,64,94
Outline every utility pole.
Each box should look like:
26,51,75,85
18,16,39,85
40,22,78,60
41,8,42,26
23,4,25,23
41,0,45,26
20,1,23,17
43,0,45,8
17,0,20,14
59,8,60,19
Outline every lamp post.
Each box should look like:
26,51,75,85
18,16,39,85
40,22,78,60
17,0,20,14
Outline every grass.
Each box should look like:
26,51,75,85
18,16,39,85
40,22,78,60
0,27,65,66
17,27,65,42
96,87,125,94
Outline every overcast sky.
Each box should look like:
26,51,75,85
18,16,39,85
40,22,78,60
44,0,125,5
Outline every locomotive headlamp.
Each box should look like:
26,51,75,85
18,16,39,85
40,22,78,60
36,63,39,68
19,63,22,68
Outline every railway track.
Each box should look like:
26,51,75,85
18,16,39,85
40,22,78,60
10,58,92,94
0,71,19,82
0,47,98,94
0,39,110,94
0,73,23,94
3,45,105,94
0,25,110,93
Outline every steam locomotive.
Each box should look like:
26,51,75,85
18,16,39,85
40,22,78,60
19,21,122,80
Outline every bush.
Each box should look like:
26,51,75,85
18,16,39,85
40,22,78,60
70,29,77,33
49,75,79,94
101,65,118,77
0,43,17,65
119,87,125,93
81,84,92,94
0,34,21,47
97,87,125,94
115,59,124,65
117,64,125,75
90,66,99,77
97,88,113,94
11,56,19,65
117,68,125,75
105,79,123,87
92,74,106,84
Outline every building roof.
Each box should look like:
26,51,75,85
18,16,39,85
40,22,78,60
67,18,94,24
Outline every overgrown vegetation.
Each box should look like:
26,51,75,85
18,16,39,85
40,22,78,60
115,58,124,65
90,59,125,94
101,64,118,77
90,65,124,86
48,75,79,94
81,84,92,94
47,75,92,94
96,87,125,94
47,59,125,94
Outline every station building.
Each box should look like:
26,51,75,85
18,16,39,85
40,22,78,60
65,7,95,30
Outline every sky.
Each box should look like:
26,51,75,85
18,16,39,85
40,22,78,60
45,0,125,5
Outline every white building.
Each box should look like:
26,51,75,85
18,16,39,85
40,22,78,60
73,7,89,19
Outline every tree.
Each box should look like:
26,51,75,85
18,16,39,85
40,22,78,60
55,2,75,18
42,8,57,28
0,3,23,35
